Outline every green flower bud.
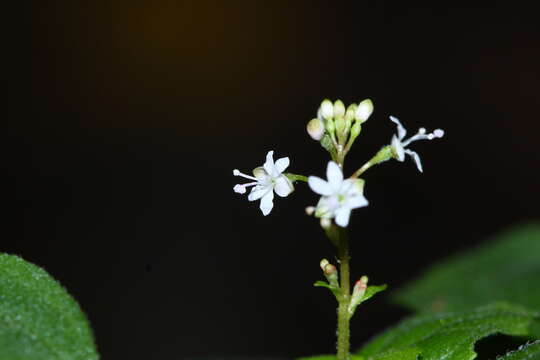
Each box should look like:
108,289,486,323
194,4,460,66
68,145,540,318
335,116,346,144
333,100,345,118
320,134,335,154
350,121,362,139
307,118,325,141
355,99,374,123
345,104,357,123
325,117,336,135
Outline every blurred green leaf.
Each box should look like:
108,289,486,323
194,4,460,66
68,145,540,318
296,355,364,360
357,302,539,360
392,223,540,313
0,253,99,360
494,340,540,360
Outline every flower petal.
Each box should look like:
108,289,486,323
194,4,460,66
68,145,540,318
335,207,351,227
248,185,270,201
346,195,369,209
326,161,343,191
259,190,274,216
389,116,407,140
274,176,294,197
263,151,276,176
405,149,423,172
308,176,333,196
274,157,290,174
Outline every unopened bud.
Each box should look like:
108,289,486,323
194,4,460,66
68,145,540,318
321,261,338,287
320,218,332,229
325,118,336,135
319,258,329,271
307,118,325,141
353,276,369,299
350,121,362,139
320,99,334,120
345,104,357,122
333,100,345,118
324,263,337,275
348,275,369,316
355,99,374,123
335,116,346,143
305,206,316,215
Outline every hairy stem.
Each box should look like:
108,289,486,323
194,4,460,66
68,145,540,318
336,227,351,360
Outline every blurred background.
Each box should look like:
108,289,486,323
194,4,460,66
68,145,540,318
10,1,540,358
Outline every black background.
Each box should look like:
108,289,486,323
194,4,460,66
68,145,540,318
11,2,540,359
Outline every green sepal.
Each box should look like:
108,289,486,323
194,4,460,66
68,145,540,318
320,133,336,156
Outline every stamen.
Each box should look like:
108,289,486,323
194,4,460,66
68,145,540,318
233,184,246,194
233,169,258,181
433,129,445,138
233,182,258,194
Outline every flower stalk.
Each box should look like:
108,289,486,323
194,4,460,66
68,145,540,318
232,98,444,360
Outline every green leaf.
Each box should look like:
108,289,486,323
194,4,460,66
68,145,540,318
0,253,99,360
359,284,387,304
495,340,540,360
314,281,340,298
392,223,540,314
357,302,539,360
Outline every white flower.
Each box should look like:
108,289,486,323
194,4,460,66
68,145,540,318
233,151,294,216
308,161,368,227
389,116,445,173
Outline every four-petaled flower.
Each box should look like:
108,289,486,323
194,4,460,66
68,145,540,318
233,151,294,216
389,116,445,172
308,161,368,227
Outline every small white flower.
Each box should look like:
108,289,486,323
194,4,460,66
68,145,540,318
233,151,294,216
389,116,445,172
308,161,368,227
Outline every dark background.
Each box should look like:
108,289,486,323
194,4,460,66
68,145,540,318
11,1,540,359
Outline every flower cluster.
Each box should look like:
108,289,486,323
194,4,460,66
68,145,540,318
233,99,444,227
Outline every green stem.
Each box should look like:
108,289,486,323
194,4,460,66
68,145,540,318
336,227,351,360
284,173,308,183
325,225,351,360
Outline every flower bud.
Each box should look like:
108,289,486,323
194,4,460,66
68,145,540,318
335,116,346,144
320,218,332,229
307,118,325,141
325,117,336,135
333,100,345,118
352,276,368,299
305,206,316,215
320,260,338,287
348,275,369,316
355,99,374,123
320,99,334,120
350,121,362,139
319,258,329,271
345,104,357,122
